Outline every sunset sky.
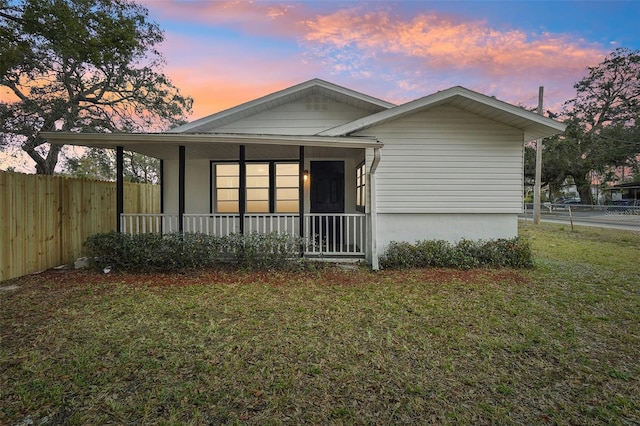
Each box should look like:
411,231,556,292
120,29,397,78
2,0,639,172
141,0,640,119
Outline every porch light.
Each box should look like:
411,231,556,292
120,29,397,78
303,169,309,182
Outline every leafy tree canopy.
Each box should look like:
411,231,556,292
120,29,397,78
530,48,640,203
0,0,193,174
64,147,159,183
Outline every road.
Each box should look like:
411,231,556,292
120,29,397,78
520,208,640,232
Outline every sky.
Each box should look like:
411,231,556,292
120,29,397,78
140,0,640,119
2,0,639,172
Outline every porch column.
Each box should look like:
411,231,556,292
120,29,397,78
178,146,185,232
299,146,305,247
239,145,246,234
116,146,124,232
159,160,164,214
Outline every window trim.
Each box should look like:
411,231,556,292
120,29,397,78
356,161,366,213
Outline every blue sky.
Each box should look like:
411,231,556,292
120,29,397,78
140,0,640,119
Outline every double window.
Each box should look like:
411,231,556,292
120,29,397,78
213,162,299,213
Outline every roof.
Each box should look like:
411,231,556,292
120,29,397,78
41,80,567,159
40,132,382,160
169,78,395,134
319,86,566,141
611,181,640,189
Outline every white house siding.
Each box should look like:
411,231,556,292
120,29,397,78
360,105,524,249
163,159,211,214
215,95,374,135
360,105,524,213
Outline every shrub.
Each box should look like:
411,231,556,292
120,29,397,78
379,237,533,269
222,232,305,270
83,231,305,272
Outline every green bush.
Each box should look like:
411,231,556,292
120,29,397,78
83,231,305,272
379,237,533,269
222,232,305,269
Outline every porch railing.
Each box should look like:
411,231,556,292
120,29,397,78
120,213,179,234
304,214,366,256
184,214,240,235
120,213,366,256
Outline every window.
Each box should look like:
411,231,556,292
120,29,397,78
213,161,299,213
246,163,269,213
356,162,366,212
276,163,299,213
215,164,239,213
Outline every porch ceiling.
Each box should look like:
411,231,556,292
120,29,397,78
40,132,381,160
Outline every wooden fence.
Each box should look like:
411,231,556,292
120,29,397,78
0,170,160,282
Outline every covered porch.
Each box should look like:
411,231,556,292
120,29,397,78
43,132,382,259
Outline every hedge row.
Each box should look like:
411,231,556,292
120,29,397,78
83,231,305,272
379,237,533,269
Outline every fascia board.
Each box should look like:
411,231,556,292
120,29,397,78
40,132,383,149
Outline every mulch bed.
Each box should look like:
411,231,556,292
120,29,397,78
3,265,530,290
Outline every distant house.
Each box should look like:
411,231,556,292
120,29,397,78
43,78,565,268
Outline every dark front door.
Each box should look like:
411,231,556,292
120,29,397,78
310,161,344,250
311,161,344,213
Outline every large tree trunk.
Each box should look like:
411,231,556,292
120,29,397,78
24,136,62,175
574,173,594,205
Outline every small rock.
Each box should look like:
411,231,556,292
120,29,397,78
74,257,90,269
0,285,19,291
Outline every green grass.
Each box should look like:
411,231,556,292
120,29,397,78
1,222,639,424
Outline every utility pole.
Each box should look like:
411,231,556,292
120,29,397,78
533,86,544,224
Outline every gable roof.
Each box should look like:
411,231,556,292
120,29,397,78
319,86,566,141
169,78,395,134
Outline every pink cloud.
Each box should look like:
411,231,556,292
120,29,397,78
302,8,604,75
142,0,309,38
144,1,610,115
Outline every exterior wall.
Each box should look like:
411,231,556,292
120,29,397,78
163,159,211,214
376,213,518,253
361,105,524,214
216,94,374,135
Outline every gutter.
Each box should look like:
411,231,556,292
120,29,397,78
369,147,381,270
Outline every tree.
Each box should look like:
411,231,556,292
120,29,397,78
0,0,192,174
64,147,160,183
555,48,640,203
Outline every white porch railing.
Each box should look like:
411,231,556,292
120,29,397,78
120,213,179,234
120,213,366,256
244,214,299,235
184,214,240,236
304,213,366,256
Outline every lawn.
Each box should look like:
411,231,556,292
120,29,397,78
1,222,639,425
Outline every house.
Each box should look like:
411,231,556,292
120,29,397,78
42,78,566,269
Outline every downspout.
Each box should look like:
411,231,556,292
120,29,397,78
369,147,381,270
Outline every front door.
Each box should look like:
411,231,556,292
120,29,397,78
310,161,344,213
310,161,344,249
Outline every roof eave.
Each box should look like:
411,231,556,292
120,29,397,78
40,132,383,150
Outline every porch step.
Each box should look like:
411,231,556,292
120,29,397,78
305,257,366,270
